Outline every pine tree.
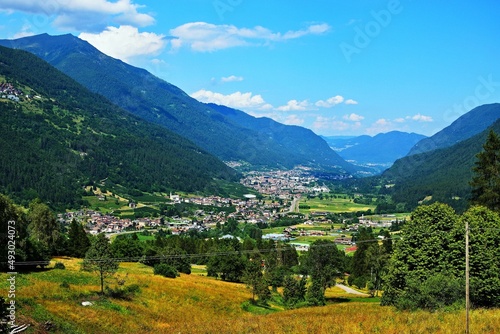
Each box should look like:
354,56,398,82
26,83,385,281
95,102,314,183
67,219,91,258
470,130,500,211
27,199,61,255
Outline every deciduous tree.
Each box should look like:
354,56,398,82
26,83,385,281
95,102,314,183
82,233,119,294
303,240,344,304
27,199,61,255
381,203,461,308
462,205,500,307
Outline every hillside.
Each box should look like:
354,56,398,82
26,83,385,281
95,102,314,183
322,131,426,172
1,258,498,333
407,103,500,155
0,45,239,209
207,103,356,173
382,114,500,212
0,33,357,174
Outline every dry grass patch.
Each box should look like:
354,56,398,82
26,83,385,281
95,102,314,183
1,258,500,333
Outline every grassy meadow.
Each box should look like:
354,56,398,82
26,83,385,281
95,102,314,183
2,258,500,333
299,196,376,214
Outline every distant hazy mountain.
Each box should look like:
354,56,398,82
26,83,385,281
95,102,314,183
382,104,500,212
407,103,500,155
0,45,239,209
0,33,357,174
207,103,357,173
322,131,426,173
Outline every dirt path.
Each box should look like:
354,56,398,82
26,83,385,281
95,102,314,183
336,283,370,296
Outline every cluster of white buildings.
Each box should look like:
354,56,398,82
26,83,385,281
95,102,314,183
241,168,330,198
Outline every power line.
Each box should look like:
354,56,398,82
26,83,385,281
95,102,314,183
3,226,498,266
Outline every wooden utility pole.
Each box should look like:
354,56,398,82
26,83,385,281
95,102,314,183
465,220,470,334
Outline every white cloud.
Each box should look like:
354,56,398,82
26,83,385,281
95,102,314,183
150,58,167,66
343,113,364,122
315,95,344,108
260,103,274,110
221,75,243,83
312,116,333,130
276,99,310,111
12,24,34,38
366,118,395,135
408,113,433,122
283,115,305,126
312,116,361,132
169,22,331,52
0,0,155,31
315,95,358,108
281,23,330,39
79,25,167,62
347,18,362,26
190,89,268,109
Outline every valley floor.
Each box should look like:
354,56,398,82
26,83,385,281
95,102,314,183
1,258,499,334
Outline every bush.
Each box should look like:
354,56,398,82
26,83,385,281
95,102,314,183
306,280,325,306
393,273,464,311
105,284,141,300
283,276,306,307
54,262,66,270
351,276,368,290
154,263,178,278
59,282,70,289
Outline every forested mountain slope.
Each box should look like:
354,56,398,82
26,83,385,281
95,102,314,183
207,103,356,173
0,33,357,174
0,45,239,209
407,103,500,155
382,114,500,212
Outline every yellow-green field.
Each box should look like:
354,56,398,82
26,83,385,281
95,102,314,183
1,258,499,334
299,197,376,214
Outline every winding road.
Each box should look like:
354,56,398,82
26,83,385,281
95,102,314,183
336,283,370,296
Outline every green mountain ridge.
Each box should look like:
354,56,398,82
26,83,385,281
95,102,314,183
0,45,240,209
381,103,500,212
408,103,500,155
207,103,356,174
0,33,357,174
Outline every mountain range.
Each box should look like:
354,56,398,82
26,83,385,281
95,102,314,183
0,33,357,175
381,103,500,212
322,131,427,173
407,104,500,156
2,33,500,213
0,45,239,209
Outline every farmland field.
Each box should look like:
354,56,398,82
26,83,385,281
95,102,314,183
1,258,499,333
299,196,376,214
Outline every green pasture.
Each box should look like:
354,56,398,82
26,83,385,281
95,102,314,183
83,195,129,213
299,197,376,214
364,213,410,221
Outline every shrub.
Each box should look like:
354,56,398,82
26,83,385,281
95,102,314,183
393,273,464,311
306,280,325,306
105,284,141,300
59,282,70,289
54,262,66,270
154,263,178,278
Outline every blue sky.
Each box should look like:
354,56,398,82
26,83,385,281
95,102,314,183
0,0,499,137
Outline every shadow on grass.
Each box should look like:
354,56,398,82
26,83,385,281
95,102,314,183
241,299,281,315
326,296,381,304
